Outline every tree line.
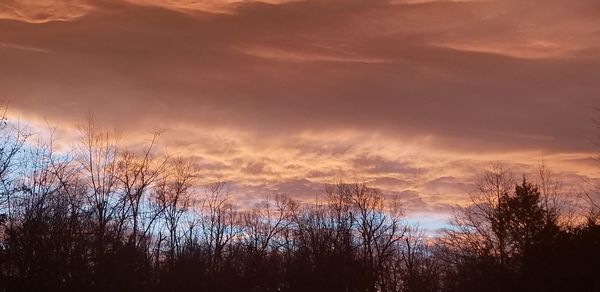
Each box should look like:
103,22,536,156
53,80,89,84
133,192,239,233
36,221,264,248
0,114,599,292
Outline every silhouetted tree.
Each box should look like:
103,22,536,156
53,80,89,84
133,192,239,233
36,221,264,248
440,165,565,292
1,109,599,292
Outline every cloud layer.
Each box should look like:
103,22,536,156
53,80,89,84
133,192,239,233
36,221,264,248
1,0,599,217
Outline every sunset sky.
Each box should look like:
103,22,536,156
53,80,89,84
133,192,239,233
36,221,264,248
1,0,599,230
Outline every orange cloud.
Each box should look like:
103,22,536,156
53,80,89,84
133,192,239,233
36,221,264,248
0,0,95,23
123,0,298,14
1,0,599,216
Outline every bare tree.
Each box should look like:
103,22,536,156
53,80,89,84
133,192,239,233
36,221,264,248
200,181,241,275
243,194,296,254
76,118,121,258
154,158,197,261
535,161,572,227
116,132,168,249
348,182,406,292
0,103,30,221
399,227,442,292
443,164,515,265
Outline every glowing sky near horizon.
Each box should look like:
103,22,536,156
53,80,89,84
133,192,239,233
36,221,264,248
1,0,599,222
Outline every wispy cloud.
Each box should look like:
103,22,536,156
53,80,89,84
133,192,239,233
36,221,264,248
239,46,389,64
0,0,95,23
0,42,49,53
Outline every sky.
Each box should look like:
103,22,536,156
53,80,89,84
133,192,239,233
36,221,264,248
1,0,599,228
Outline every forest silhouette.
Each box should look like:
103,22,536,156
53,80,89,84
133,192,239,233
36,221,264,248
0,111,599,292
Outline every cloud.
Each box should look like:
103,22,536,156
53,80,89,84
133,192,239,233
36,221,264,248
1,0,600,216
239,45,390,64
123,0,298,14
0,42,50,53
0,0,299,23
0,0,95,23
